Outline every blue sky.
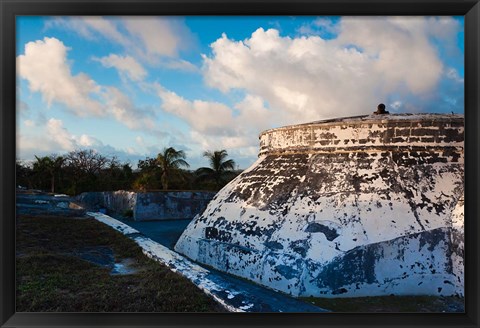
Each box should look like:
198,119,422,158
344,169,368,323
16,16,464,169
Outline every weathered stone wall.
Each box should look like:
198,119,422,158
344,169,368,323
259,114,464,157
16,192,86,217
76,190,216,221
75,190,136,215
134,191,216,221
175,113,464,298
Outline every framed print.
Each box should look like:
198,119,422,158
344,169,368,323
1,0,479,327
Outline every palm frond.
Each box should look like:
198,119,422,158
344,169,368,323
220,159,236,171
172,158,190,169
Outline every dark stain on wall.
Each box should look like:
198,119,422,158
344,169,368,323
275,265,300,280
205,227,232,243
313,228,452,292
290,239,310,257
305,222,339,241
265,240,284,250
316,245,378,290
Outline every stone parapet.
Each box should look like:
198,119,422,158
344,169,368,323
76,190,216,221
259,114,464,160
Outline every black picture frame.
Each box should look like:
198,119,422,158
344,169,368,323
1,0,479,327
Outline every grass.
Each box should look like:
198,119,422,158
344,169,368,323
301,295,465,313
16,214,226,312
16,213,465,313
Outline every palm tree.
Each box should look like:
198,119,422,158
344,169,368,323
33,155,65,193
196,150,236,190
156,147,190,190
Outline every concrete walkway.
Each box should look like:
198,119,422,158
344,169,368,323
88,213,329,313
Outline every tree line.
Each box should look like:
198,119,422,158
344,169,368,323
16,148,241,195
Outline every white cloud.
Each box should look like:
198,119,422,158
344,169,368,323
156,84,235,136
336,16,444,94
297,17,339,37
17,37,103,117
77,134,102,148
162,58,200,72
135,136,145,146
94,54,147,81
122,17,182,58
46,118,77,151
81,16,130,45
17,37,158,132
313,17,338,31
17,117,147,166
24,120,35,127
234,94,276,132
104,86,156,130
120,16,196,65
445,67,464,83
17,121,66,163
45,16,197,69
155,82,274,162
203,17,461,124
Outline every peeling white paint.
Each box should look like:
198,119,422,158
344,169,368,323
175,114,464,298
87,212,140,235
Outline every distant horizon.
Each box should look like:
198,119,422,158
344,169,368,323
16,16,464,170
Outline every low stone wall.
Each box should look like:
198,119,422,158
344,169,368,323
76,191,216,221
75,190,136,216
16,192,86,217
134,191,217,221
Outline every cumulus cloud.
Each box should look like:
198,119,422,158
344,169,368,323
104,86,156,130
121,17,188,59
297,17,340,37
17,37,158,132
203,17,463,124
234,94,277,133
45,16,197,68
336,16,444,94
17,37,103,117
46,118,77,151
17,118,79,158
156,84,235,136
155,82,274,162
94,54,147,81
77,134,103,148
17,117,147,165
45,16,128,45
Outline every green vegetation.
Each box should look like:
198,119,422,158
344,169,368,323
16,147,242,195
156,147,190,191
301,295,464,313
16,214,226,312
196,150,237,190
32,155,65,193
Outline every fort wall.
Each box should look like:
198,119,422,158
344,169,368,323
175,114,464,297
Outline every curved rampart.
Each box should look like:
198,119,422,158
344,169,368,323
175,114,464,298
